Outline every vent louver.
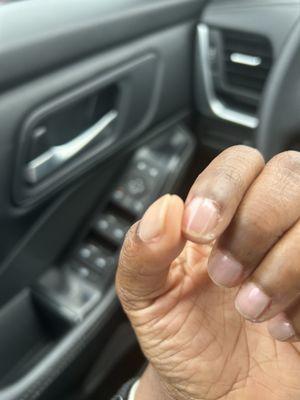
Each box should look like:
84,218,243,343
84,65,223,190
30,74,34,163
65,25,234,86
222,30,273,95
197,24,273,127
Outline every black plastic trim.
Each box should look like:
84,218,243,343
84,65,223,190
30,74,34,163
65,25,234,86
0,0,204,89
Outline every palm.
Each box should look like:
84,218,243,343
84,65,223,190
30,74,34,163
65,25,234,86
132,242,300,400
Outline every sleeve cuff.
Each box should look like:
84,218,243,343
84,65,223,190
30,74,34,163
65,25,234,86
128,379,140,400
111,378,139,400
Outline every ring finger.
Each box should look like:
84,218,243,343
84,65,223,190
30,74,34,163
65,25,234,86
235,219,300,322
268,302,300,342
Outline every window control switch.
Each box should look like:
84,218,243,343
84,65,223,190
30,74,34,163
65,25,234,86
76,242,116,275
111,152,166,217
92,212,131,247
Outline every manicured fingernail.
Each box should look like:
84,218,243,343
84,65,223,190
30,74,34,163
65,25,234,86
235,282,271,321
268,314,296,342
138,195,171,243
207,250,244,287
183,197,220,241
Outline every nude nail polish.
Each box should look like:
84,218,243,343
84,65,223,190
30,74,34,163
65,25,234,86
208,250,244,287
183,197,220,241
268,314,296,341
235,282,271,321
138,195,171,243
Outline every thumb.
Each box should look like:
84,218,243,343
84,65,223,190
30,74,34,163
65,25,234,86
116,194,185,311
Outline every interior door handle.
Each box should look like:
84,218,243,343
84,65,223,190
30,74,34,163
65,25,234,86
25,110,118,184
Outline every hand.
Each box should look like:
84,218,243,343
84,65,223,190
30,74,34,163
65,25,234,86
116,146,300,400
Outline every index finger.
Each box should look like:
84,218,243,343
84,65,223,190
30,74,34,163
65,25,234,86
182,145,264,243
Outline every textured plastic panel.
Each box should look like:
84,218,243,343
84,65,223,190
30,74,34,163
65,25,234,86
257,21,300,158
0,0,204,398
197,0,300,123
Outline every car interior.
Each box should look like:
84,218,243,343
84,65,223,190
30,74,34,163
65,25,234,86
0,0,300,399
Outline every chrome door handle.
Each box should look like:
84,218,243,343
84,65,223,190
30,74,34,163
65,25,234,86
25,110,118,184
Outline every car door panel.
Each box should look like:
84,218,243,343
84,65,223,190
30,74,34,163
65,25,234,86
13,53,160,205
0,0,205,399
0,20,197,262
0,0,203,89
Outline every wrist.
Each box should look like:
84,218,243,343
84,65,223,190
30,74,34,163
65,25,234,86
135,365,173,400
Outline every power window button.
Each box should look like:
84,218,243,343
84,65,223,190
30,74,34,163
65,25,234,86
76,242,116,274
93,213,131,247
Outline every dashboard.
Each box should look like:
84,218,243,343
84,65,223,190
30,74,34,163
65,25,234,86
196,0,300,150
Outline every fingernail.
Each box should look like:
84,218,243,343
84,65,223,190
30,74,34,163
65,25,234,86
183,197,220,241
208,250,244,287
235,282,271,321
268,314,296,342
138,195,171,243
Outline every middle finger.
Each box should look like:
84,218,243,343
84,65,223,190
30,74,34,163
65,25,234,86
207,151,300,288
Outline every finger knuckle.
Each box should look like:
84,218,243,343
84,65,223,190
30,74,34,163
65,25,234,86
118,223,139,268
237,206,278,242
216,164,244,189
116,225,137,286
271,151,300,179
216,146,265,190
224,145,265,166
115,278,137,311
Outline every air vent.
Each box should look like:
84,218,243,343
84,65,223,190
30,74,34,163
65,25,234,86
222,30,273,96
196,24,272,128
